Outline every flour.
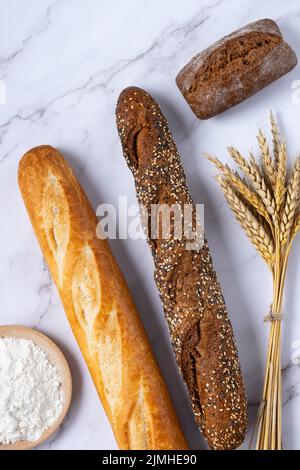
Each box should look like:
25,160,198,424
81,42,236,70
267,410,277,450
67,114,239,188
0,336,64,444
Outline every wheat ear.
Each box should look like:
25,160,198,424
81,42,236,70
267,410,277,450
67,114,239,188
207,154,273,229
258,129,276,189
290,211,300,243
228,147,278,225
280,157,300,245
216,176,275,266
274,141,287,212
270,111,280,168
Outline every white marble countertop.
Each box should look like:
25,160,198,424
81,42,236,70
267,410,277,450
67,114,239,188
1,0,300,450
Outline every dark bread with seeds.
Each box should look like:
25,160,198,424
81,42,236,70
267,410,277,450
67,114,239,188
176,18,297,119
116,86,247,450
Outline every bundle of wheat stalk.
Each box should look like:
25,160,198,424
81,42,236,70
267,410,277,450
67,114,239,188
207,113,300,450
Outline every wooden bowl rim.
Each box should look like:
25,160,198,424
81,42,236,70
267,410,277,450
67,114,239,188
0,325,72,450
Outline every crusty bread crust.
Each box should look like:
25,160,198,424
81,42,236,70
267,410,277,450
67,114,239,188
176,19,297,119
116,87,247,450
18,145,188,450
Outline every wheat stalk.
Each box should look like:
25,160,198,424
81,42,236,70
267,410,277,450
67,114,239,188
206,113,300,451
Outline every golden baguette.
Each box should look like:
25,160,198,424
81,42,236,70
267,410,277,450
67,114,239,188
18,145,188,450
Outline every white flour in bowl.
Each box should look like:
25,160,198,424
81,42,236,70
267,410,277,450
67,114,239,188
0,336,64,444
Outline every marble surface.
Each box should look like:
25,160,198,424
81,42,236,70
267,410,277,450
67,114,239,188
1,0,300,450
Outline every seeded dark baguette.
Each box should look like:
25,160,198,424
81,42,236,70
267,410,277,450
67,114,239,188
116,87,247,450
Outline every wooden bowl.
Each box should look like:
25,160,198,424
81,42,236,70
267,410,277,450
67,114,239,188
0,325,72,450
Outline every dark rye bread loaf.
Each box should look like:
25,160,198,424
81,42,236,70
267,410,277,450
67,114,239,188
176,19,297,119
116,87,247,450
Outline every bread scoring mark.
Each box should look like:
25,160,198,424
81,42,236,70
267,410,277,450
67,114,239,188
127,385,149,450
97,308,122,417
189,33,281,95
72,244,101,344
181,320,203,422
42,173,70,284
